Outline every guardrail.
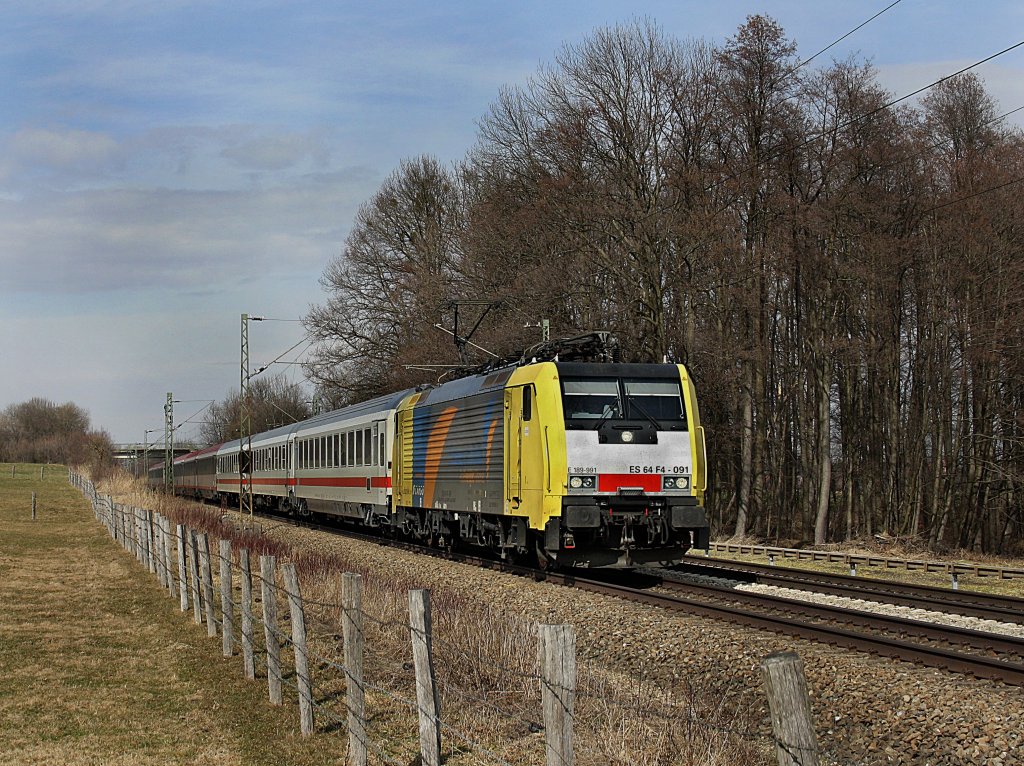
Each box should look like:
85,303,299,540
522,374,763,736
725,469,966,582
709,543,1024,581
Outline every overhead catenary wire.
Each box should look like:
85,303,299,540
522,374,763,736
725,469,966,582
920,173,1024,214
706,37,1024,198
780,0,904,80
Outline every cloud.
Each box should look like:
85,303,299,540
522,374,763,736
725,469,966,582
221,130,331,171
0,166,376,296
6,127,119,174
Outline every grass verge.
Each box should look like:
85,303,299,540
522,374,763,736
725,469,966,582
0,464,342,766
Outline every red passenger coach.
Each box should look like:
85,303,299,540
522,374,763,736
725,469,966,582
173,442,223,501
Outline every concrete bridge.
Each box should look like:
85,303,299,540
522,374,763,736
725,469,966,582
112,443,195,476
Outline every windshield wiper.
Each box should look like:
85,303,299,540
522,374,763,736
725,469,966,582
591,403,622,432
626,398,662,431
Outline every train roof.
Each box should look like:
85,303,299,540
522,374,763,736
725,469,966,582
412,364,518,407
220,388,415,452
173,441,224,463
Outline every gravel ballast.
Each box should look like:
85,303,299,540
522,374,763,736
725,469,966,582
245,517,1024,766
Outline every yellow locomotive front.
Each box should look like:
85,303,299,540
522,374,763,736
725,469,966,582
505,361,708,567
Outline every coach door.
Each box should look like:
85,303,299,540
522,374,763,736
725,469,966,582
286,434,296,492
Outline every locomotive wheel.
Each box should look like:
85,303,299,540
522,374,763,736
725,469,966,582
535,540,556,572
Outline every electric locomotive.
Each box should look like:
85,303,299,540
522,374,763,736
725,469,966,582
392,358,708,567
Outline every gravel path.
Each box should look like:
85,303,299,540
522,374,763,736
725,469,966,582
252,518,1024,766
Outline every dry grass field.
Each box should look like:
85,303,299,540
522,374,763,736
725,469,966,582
0,464,342,766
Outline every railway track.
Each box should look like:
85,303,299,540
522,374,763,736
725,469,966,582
544,569,1024,687
237,509,1024,687
672,555,1024,624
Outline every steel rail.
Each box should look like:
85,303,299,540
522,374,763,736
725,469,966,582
676,556,1024,623
553,572,1024,687
647,574,1024,658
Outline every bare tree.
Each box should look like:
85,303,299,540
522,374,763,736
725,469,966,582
200,375,312,443
304,155,465,404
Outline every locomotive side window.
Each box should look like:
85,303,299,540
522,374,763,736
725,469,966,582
624,380,686,424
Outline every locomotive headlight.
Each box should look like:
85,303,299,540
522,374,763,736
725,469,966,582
663,475,691,490
569,475,595,490
621,430,634,443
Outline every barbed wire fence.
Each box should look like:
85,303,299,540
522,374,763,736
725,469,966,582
71,470,834,766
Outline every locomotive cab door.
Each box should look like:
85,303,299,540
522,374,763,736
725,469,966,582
504,384,543,522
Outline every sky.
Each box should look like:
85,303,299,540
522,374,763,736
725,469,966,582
2,0,1023,445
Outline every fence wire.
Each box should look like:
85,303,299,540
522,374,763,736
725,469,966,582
78,476,790,766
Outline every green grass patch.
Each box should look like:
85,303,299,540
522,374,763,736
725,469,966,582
0,464,344,766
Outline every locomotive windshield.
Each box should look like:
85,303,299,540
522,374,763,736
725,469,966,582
561,376,687,429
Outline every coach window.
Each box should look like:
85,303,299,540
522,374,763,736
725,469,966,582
355,429,363,465
364,429,372,467
346,432,354,466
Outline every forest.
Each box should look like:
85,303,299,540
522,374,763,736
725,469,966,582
301,16,1024,554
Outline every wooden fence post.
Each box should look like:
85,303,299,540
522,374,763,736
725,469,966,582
31,492,36,520
282,563,314,735
153,513,166,586
176,524,189,612
260,555,283,705
134,508,144,562
342,572,367,766
539,624,576,766
139,508,148,566
146,510,156,574
240,549,256,680
187,529,203,624
197,532,217,638
409,589,441,766
157,515,169,589
162,516,175,597
760,651,820,766
219,539,234,657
